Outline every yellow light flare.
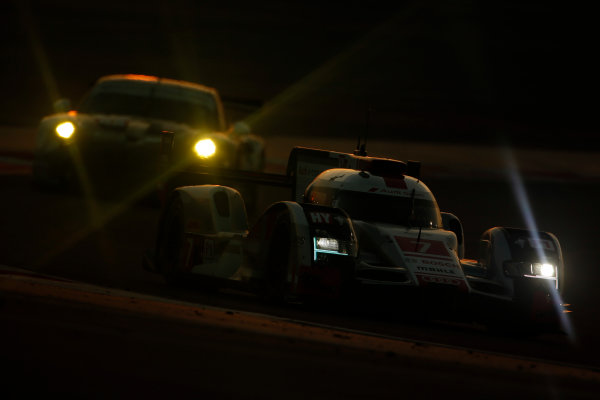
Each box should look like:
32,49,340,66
194,138,216,158
55,121,75,139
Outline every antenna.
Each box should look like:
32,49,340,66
354,103,370,156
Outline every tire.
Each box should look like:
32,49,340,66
155,195,186,285
263,212,292,303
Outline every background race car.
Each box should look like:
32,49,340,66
32,74,265,198
146,146,570,334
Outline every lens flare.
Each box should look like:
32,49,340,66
502,146,575,341
194,138,216,158
537,263,556,277
55,121,75,139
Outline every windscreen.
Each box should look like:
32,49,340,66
328,189,442,228
78,81,221,131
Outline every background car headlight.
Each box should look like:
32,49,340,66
55,121,75,139
194,138,216,158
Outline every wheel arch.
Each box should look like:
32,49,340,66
245,201,311,296
155,185,248,277
480,226,565,299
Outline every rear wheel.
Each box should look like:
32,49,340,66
155,195,186,285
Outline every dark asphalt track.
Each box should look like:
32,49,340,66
2,269,599,399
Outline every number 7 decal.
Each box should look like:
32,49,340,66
411,240,431,253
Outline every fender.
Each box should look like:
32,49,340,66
158,185,248,279
482,227,564,296
243,201,311,291
296,203,357,299
174,185,248,235
476,227,566,326
243,201,358,299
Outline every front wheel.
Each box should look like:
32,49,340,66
263,213,292,303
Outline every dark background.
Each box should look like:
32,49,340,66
2,0,597,149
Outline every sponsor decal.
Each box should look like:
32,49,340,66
309,211,332,224
418,258,457,269
406,256,459,275
395,236,452,258
383,176,407,189
378,187,410,196
514,237,555,251
416,273,468,291
416,266,455,274
366,187,410,195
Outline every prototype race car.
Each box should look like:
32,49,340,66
33,74,265,195
146,146,569,332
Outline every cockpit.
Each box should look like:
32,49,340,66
305,184,442,228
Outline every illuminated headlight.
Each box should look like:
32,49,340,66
504,261,556,278
316,237,339,252
533,262,556,277
194,138,216,158
55,121,75,139
313,237,349,260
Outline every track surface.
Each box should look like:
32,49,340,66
1,136,600,398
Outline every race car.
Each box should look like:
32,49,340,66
146,146,569,332
32,74,265,195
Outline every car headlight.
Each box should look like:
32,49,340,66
55,121,75,139
532,262,556,277
316,237,340,252
194,138,216,158
504,261,556,278
313,236,350,260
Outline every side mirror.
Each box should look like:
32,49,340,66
53,98,72,113
160,130,175,160
231,121,251,136
441,212,464,259
478,239,491,269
